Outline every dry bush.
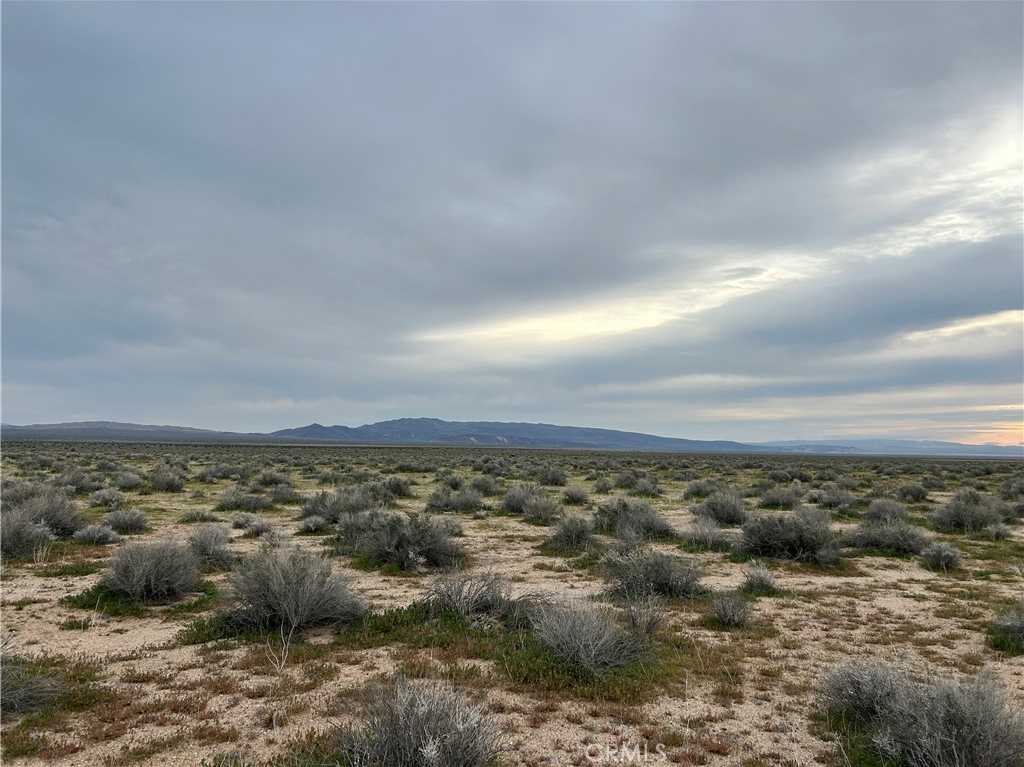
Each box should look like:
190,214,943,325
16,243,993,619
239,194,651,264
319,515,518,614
334,676,503,767
17,489,85,538
103,540,200,602
545,514,595,552
694,489,747,525
104,508,148,534
335,510,463,571
0,655,64,717
864,499,908,524
1,508,55,559
920,542,961,572
228,546,366,631
530,601,647,676
820,661,1024,767
710,592,750,628
189,524,234,570
844,520,930,555
562,486,589,506
740,507,838,565
930,488,1005,532
73,524,121,545
593,496,676,540
602,547,704,599
740,562,778,595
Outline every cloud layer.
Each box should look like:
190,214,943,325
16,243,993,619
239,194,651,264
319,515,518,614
3,2,1022,442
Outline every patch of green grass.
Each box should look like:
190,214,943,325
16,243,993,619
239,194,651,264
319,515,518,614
36,561,105,578
811,713,897,767
163,580,218,616
1,654,108,756
176,613,257,645
496,631,665,702
62,583,145,617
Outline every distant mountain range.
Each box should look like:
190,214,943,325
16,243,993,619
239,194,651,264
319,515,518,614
1,418,1021,457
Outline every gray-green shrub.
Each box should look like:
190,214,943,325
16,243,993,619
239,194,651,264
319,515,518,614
103,540,199,602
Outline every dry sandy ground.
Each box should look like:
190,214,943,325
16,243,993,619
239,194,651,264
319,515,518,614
2,459,1022,767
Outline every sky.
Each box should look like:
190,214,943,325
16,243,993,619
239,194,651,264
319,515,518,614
2,2,1022,444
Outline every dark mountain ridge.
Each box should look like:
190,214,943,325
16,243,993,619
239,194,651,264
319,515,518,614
2,418,1021,457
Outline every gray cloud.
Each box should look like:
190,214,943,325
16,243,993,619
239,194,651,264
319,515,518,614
2,2,1021,442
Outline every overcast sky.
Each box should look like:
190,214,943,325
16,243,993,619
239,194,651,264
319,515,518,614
3,2,1022,443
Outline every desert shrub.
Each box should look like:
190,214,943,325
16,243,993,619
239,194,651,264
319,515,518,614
863,498,908,524
919,542,961,572
631,478,660,497
603,547,704,599
189,524,234,571
2,481,46,508
624,595,664,638
228,547,365,632
73,524,121,545
335,510,463,571
760,485,801,510
104,508,148,534
545,514,595,553
684,479,719,500
240,517,273,538
1000,476,1024,500
988,600,1024,655
740,562,778,596
820,661,1024,767
694,489,747,525
427,487,482,513
0,655,65,716
613,471,639,489
815,482,854,509
930,488,1005,532
523,494,560,525
17,490,84,537
216,487,272,512
535,466,567,486
983,522,1011,540
501,483,545,515
231,512,261,529
530,601,647,677
896,483,928,503
179,510,221,523
470,475,501,496
680,518,731,552
271,483,302,505
256,470,288,487
593,477,613,494
380,476,413,498
440,473,464,490
593,496,676,540
201,464,246,482
739,507,838,565
423,572,512,621
302,491,352,523
1,509,55,559
112,472,143,491
103,540,199,602
298,515,331,534
562,486,589,506
56,469,104,494
710,592,750,628
334,676,502,767
149,466,185,492
820,661,910,728
89,488,122,508
844,520,930,555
